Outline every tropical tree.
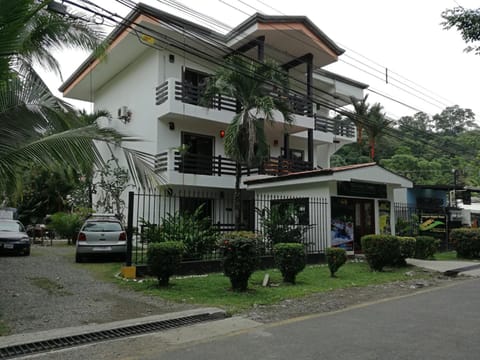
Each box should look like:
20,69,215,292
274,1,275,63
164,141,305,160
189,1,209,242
364,103,393,160
433,105,477,135
0,0,112,190
0,0,159,198
203,55,293,228
442,6,480,55
345,94,370,143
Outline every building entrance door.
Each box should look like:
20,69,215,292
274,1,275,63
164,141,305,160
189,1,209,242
354,199,375,252
331,197,375,252
181,132,214,175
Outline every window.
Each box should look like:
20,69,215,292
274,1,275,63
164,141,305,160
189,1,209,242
179,197,212,219
270,198,309,225
281,148,304,161
183,68,210,105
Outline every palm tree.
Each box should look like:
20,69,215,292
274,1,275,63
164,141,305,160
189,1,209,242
0,0,158,194
364,103,393,160
346,95,370,143
203,55,293,229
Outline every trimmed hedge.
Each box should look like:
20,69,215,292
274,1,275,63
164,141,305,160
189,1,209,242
221,232,259,292
397,236,416,265
147,241,184,287
273,243,306,284
414,236,439,259
450,228,480,259
326,247,347,277
361,235,400,271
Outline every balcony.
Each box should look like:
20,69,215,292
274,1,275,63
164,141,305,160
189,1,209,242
154,150,313,179
314,115,355,138
155,79,355,139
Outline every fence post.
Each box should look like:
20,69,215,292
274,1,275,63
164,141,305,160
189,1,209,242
126,191,134,266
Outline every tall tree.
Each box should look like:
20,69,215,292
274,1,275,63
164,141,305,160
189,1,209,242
433,105,477,135
0,0,158,195
442,7,480,55
364,103,393,160
203,55,293,229
346,95,369,143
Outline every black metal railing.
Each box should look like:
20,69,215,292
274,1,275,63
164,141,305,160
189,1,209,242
156,80,319,118
128,190,329,266
154,151,168,172
156,80,355,139
260,157,312,176
314,114,355,138
155,81,169,105
288,93,313,117
154,151,313,177
174,81,237,112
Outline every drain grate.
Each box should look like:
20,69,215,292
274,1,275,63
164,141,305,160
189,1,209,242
0,312,223,359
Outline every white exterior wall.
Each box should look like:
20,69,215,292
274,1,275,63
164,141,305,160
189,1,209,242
94,48,159,154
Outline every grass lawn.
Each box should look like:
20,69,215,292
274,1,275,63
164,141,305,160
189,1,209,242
87,261,434,315
434,251,458,261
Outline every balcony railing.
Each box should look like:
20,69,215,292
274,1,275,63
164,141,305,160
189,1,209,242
154,151,313,177
314,114,355,138
155,80,355,139
155,80,314,117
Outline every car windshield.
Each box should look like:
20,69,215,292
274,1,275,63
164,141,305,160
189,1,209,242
0,221,23,232
84,221,122,232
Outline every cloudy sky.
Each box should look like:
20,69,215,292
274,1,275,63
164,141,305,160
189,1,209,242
42,0,480,121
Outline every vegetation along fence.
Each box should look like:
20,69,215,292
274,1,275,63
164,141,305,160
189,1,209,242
126,190,329,267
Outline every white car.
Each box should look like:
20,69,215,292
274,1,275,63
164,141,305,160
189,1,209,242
75,214,127,263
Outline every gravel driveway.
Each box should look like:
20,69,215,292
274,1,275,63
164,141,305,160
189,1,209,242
0,243,197,335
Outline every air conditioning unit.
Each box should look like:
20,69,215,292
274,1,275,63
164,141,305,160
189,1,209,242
118,106,128,118
117,106,131,123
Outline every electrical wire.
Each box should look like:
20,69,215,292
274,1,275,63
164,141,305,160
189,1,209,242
64,0,478,161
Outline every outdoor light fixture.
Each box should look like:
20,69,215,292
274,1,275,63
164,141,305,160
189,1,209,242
219,129,225,138
169,122,175,130
273,139,279,146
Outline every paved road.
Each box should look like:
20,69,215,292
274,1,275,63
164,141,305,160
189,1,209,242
31,277,480,360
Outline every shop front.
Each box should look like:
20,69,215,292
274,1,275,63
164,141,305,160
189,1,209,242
245,163,412,254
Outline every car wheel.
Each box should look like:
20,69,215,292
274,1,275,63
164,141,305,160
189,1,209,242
75,254,83,263
23,248,30,256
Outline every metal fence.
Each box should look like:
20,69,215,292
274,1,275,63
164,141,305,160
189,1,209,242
394,203,420,237
127,190,329,265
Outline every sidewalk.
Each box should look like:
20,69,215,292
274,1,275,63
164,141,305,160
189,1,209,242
407,258,480,277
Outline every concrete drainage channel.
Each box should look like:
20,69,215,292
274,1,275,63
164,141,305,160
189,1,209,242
0,309,226,359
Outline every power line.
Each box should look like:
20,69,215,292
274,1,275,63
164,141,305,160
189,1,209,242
64,0,477,161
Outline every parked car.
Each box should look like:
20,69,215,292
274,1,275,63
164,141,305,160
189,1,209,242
0,220,30,256
75,214,127,263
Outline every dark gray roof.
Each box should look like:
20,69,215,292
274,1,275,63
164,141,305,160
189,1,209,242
244,162,377,185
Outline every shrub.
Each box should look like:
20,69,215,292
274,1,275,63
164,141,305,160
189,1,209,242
221,232,259,292
257,205,307,245
414,236,439,259
361,235,400,271
49,212,83,244
143,204,219,260
147,241,184,287
273,243,306,284
396,236,416,266
326,247,347,277
450,228,480,259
